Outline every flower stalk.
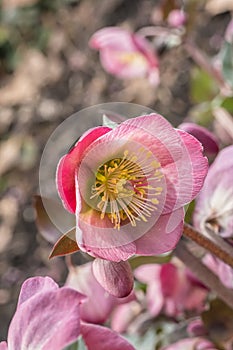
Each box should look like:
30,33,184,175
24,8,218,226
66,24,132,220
183,223,233,269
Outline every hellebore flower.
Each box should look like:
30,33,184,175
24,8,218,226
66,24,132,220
193,145,233,239
89,27,160,85
0,276,135,350
178,123,219,158
134,259,207,317
0,276,85,350
56,113,208,296
66,262,135,324
162,337,218,350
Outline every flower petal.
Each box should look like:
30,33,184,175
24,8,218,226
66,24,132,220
17,276,58,308
135,208,184,255
8,286,85,350
92,259,134,298
81,322,135,350
66,263,120,324
56,126,111,213
178,123,219,156
0,342,8,350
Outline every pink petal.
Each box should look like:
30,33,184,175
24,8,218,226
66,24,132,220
92,259,134,298
134,264,161,284
56,126,111,213
193,146,233,237
135,208,184,255
173,129,208,205
134,264,164,317
8,286,85,350
111,300,141,333
0,342,7,350
162,338,217,350
66,262,120,324
81,322,135,350
89,27,137,52
160,263,179,297
17,276,58,308
178,123,219,156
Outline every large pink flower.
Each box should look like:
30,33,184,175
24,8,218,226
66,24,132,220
89,27,160,85
56,113,208,296
134,259,207,317
0,276,135,350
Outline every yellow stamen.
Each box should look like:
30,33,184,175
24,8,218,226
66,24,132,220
91,149,163,229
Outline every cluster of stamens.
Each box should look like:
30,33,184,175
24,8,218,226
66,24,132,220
91,149,163,229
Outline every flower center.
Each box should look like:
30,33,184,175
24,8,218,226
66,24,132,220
91,150,163,229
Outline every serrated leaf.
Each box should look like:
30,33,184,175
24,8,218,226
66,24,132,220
102,114,118,129
221,41,233,87
49,228,79,259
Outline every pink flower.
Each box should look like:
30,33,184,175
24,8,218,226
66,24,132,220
0,276,135,350
162,337,217,350
134,259,207,317
66,262,135,324
203,254,233,289
193,146,233,239
167,10,186,28
178,123,219,157
89,27,160,85
57,113,208,296
0,276,84,350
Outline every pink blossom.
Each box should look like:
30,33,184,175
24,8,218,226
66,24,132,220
193,145,233,239
57,113,208,296
178,123,219,157
167,10,186,28
162,337,217,350
0,276,85,350
89,27,160,85
66,262,135,324
0,276,135,350
203,254,233,289
134,259,207,317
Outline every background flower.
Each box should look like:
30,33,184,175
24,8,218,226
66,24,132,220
89,27,160,85
134,259,207,318
193,145,233,239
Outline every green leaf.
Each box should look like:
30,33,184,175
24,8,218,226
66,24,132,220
102,114,118,129
190,67,219,104
221,41,233,87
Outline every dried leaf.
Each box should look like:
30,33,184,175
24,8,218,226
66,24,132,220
34,195,62,244
49,228,79,259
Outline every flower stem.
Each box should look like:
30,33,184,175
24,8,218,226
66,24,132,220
175,239,233,309
183,223,233,269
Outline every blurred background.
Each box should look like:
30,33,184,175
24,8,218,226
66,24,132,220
0,0,232,340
